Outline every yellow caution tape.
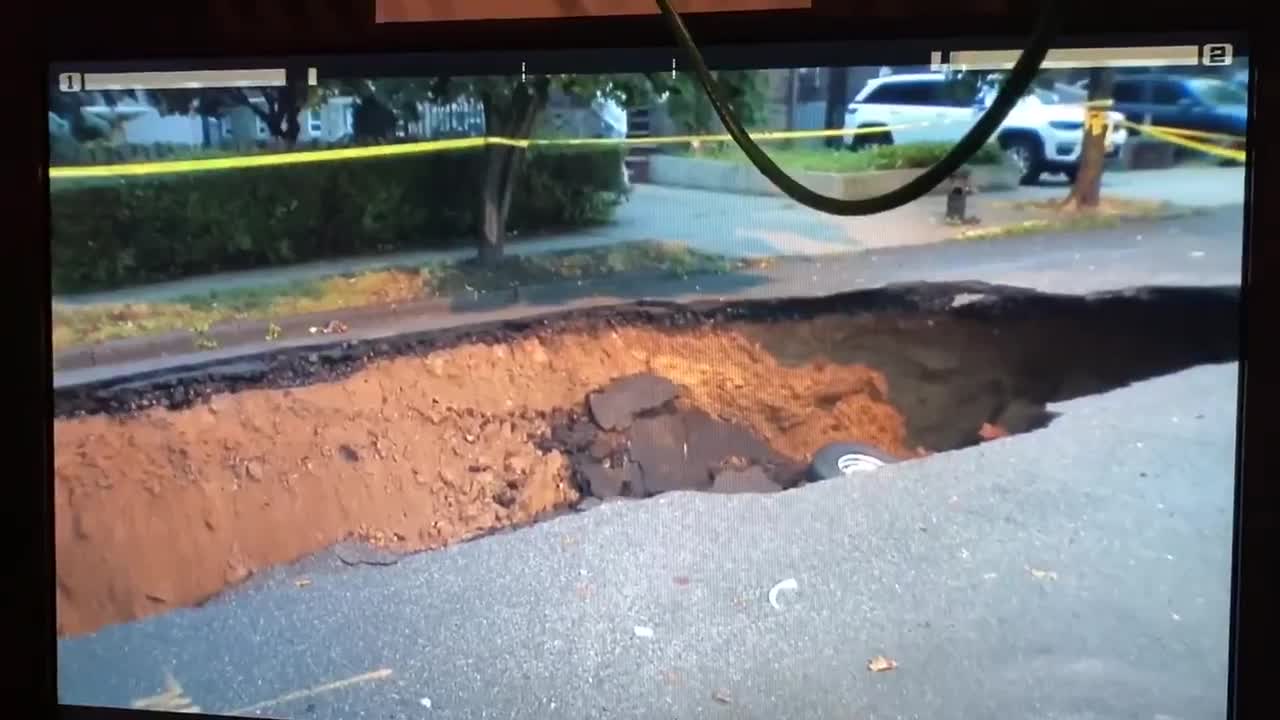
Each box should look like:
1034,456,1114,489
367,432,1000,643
1125,122,1247,162
49,123,921,180
50,136,489,179
1050,98,1246,143
1117,120,1245,144
48,109,1248,180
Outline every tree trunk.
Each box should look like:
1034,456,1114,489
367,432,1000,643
786,68,798,131
824,66,850,149
478,156,507,264
478,89,543,265
1064,67,1115,209
280,112,301,147
270,83,304,148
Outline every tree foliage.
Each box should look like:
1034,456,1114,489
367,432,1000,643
364,73,673,262
661,71,766,134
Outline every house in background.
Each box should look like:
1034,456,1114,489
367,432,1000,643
116,91,489,146
215,95,356,145
78,90,358,147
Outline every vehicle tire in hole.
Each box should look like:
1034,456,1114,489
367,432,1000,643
808,442,898,482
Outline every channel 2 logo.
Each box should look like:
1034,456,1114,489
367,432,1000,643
1201,43,1234,66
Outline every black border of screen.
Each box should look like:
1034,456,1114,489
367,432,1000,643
22,5,1273,720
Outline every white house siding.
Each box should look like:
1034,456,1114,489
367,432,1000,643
120,109,205,145
122,97,355,146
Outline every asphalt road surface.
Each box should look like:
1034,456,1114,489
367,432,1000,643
58,362,1238,720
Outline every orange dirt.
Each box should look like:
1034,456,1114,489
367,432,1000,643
54,324,912,637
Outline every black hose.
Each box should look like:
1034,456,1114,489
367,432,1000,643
653,0,1064,215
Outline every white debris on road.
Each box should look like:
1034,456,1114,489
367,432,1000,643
633,626,655,639
768,578,799,610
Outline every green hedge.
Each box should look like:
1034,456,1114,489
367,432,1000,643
675,141,1004,173
50,146,627,294
48,137,435,166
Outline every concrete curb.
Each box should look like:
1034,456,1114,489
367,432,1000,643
647,154,1021,199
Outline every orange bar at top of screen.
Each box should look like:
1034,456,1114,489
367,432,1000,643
376,0,810,23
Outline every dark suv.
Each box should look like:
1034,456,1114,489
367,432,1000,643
1110,74,1248,138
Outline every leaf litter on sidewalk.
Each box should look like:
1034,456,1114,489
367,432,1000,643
52,241,750,351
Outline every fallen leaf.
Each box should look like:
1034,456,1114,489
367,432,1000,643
867,655,898,673
673,575,691,587
711,688,733,705
978,422,1009,441
295,578,312,588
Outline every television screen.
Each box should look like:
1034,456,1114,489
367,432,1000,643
50,35,1248,719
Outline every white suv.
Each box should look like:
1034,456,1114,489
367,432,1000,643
844,73,1128,184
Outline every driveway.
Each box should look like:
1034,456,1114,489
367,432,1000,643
58,362,1237,719
1012,165,1247,208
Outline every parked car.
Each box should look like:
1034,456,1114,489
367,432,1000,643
843,72,1127,184
1110,74,1247,138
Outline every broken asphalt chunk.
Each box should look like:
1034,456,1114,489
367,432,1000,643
587,373,678,431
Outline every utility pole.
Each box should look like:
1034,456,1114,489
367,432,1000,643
824,66,850,148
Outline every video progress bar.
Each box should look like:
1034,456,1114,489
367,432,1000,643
930,45,1202,71
82,69,288,91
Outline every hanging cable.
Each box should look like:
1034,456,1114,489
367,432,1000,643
653,0,1064,215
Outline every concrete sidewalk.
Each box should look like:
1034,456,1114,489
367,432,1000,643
52,165,1244,307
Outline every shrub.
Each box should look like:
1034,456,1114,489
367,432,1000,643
49,145,627,293
852,141,1004,170
672,140,1004,173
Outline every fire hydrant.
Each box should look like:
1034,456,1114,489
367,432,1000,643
944,167,979,225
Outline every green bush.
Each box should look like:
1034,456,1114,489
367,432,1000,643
50,145,627,293
47,137,428,166
850,141,1004,170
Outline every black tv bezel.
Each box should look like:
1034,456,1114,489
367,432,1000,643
25,5,1273,720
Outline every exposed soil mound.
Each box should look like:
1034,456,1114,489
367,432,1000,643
53,326,912,637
